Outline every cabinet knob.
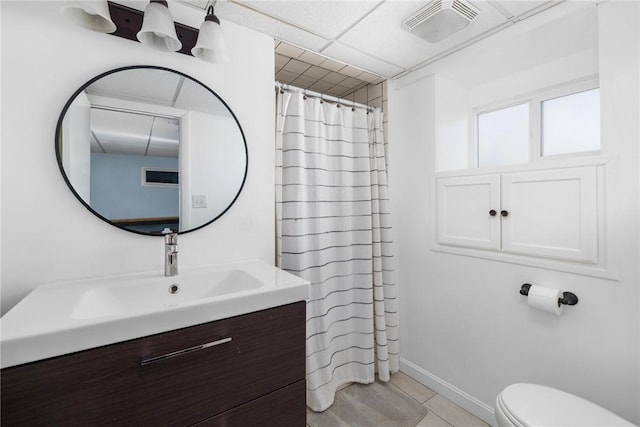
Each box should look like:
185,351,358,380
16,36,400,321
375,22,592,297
501,210,509,217
489,210,497,217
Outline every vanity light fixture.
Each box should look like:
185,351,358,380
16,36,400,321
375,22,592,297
137,0,182,52
62,1,227,64
191,5,229,63
61,0,117,33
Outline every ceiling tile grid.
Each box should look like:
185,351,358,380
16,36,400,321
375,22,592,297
274,40,385,99
195,0,564,80
234,0,383,39
174,0,582,101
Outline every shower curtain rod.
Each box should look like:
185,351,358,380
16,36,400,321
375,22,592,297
275,81,377,112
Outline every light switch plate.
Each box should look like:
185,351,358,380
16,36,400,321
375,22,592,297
192,195,207,208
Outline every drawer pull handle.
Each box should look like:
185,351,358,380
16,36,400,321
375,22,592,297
140,337,232,366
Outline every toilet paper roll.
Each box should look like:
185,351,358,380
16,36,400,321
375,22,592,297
527,285,564,316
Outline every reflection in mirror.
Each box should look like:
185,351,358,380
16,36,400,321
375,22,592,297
57,66,247,235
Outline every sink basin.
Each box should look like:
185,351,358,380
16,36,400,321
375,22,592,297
71,270,263,320
1,259,309,369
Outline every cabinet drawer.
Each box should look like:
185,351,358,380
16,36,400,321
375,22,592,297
1,301,305,426
194,379,306,427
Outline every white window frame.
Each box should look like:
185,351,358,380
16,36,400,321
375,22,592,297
471,75,600,169
141,167,179,188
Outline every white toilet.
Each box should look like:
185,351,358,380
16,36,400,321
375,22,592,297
495,383,636,426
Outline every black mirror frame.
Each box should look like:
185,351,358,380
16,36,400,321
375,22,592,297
55,65,249,236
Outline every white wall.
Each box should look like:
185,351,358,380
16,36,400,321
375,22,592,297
61,92,91,201
180,110,246,229
0,1,275,315
433,75,469,172
389,1,639,424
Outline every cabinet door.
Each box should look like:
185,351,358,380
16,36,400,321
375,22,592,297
501,167,598,263
436,175,501,250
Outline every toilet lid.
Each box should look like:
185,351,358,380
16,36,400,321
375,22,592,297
498,383,635,427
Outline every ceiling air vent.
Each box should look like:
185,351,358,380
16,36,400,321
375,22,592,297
402,0,479,43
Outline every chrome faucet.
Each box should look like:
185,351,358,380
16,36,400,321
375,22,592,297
162,228,178,277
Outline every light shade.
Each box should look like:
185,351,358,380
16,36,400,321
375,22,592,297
61,1,116,33
191,7,229,63
136,0,182,52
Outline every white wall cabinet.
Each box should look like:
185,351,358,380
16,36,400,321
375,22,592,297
436,166,599,264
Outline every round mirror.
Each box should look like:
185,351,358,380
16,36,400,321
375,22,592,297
56,66,248,235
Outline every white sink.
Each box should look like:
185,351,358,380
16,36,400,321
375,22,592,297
71,269,263,320
1,259,309,369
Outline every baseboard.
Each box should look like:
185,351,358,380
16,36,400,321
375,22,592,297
400,357,496,426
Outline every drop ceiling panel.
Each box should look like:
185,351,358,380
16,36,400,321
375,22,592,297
323,71,348,85
291,75,317,88
233,0,383,39
90,109,154,155
275,53,290,69
216,2,328,52
282,58,312,74
275,42,306,58
340,66,368,78
86,69,182,106
321,42,404,77
298,50,327,66
340,77,364,88
358,72,385,84
326,84,351,98
338,0,509,70
320,58,348,72
276,69,300,83
304,66,332,80
174,79,230,116
496,1,556,18
308,80,335,93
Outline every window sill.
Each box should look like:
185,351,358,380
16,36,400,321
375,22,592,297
431,243,618,281
435,154,610,178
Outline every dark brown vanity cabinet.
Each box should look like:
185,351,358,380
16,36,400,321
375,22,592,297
1,301,306,426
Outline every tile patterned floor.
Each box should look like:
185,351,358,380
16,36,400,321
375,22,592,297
307,371,491,427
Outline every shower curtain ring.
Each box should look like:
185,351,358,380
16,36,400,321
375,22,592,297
303,89,307,100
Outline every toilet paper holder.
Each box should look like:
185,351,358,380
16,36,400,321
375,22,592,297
520,283,579,306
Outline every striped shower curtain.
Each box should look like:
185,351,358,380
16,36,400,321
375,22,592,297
275,90,399,412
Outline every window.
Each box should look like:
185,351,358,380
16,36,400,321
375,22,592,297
477,103,530,168
142,168,178,186
475,80,600,168
541,88,600,156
